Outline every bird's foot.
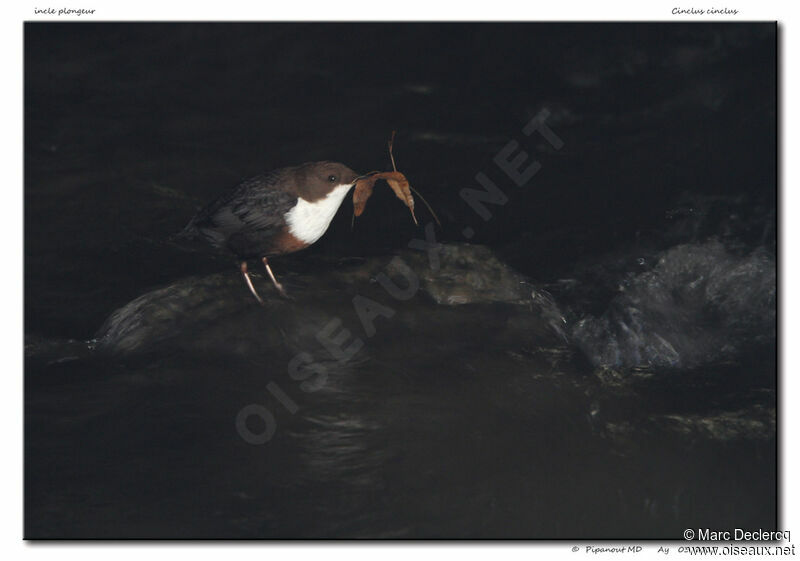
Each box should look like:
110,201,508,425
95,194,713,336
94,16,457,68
240,261,264,305
275,283,292,300
262,257,291,299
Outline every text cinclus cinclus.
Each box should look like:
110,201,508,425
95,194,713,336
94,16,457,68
180,161,361,303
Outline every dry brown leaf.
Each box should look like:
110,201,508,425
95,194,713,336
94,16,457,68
353,171,417,224
352,132,441,227
381,171,417,225
353,175,378,217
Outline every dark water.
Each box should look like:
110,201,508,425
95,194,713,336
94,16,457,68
25,23,776,538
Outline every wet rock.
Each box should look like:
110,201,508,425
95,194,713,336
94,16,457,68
94,243,566,357
654,405,775,442
571,240,775,369
381,243,533,306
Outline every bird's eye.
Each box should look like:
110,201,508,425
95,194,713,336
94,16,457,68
328,175,337,183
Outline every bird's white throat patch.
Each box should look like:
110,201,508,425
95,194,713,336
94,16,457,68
285,183,354,245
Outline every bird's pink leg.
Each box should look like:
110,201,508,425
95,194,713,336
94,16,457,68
262,257,288,298
240,261,264,304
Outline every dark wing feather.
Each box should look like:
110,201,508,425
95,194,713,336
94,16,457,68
183,170,298,252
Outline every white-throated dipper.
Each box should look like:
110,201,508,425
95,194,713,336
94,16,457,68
180,161,361,303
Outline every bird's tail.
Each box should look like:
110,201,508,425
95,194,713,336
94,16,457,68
166,223,208,254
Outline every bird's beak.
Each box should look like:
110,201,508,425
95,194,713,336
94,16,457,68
353,171,381,183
